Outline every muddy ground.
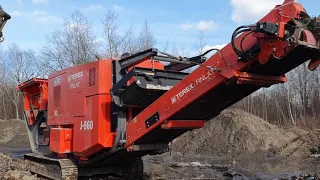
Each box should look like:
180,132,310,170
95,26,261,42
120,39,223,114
1,109,320,179
0,151,319,180
143,153,320,179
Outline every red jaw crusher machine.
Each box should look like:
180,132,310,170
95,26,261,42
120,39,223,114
17,0,320,179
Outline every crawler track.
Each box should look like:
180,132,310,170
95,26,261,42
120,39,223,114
24,153,78,180
24,153,144,180
126,157,144,179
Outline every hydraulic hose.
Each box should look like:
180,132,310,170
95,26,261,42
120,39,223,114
200,48,220,56
231,24,258,61
231,26,252,60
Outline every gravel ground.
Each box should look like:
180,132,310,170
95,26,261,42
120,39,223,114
1,152,320,180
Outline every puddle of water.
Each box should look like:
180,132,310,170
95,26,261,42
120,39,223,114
11,149,31,158
0,145,31,158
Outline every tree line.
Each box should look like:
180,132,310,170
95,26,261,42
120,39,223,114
0,8,319,130
234,64,320,129
0,9,157,120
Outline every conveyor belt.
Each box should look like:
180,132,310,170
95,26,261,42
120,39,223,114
125,41,320,148
171,45,313,120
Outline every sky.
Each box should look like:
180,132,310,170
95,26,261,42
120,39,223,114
1,0,320,57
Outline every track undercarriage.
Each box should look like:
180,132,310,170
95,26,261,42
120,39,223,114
25,153,143,180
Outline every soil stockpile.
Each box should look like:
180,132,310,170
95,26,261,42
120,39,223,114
0,153,36,180
0,119,29,145
309,16,320,40
172,109,320,157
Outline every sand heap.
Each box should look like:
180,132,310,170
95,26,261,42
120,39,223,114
0,119,29,145
173,109,320,157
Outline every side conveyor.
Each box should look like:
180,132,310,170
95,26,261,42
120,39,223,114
124,0,320,149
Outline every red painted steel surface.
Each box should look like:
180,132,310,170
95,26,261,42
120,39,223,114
47,60,114,156
127,59,165,85
46,58,166,156
17,78,48,125
231,71,287,86
50,128,73,153
161,120,205,129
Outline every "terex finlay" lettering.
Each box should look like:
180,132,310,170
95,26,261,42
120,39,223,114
171,69,216,104
68,71,84,82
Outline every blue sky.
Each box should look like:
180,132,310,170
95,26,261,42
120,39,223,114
1,0,319,56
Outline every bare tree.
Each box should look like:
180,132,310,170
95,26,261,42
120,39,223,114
171,42,178,56
102,9,136,58
180,46,187,57
102,9,157,58
7,44,41,83
195,30,207,55
0,45,6,120
183,31,209,73
233,61,320,128
0,43,40,119
310,68,320,120
41,10,99,73
137,21,156,51
162,39,170,52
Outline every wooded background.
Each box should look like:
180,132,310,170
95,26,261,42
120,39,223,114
0,9,319,129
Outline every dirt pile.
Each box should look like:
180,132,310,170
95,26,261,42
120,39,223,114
0,120,29,145
0,153,36,180
308,16,320,40
172,109,320,157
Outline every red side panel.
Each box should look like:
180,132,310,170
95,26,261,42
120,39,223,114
48,60,114,156
72,94,114,157
50,128,73,153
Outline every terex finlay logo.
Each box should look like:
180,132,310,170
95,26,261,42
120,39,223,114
171,83,194,104
54,76,61,87
68,71,84,82
171,68,216,104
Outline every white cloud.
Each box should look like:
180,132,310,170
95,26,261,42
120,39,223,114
16,0,23,5
112,5,124,12
33,10,47,16
196,21,218,31
180,23,193,31
231,0,282,23
37,16,61,23
65,23,89,32
32,0,48,4
32,10,61,23
179,21,218,31
11,10,22,16
201,44,227,54
11,10,61,23
94,37,105,44
84,4,104,12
